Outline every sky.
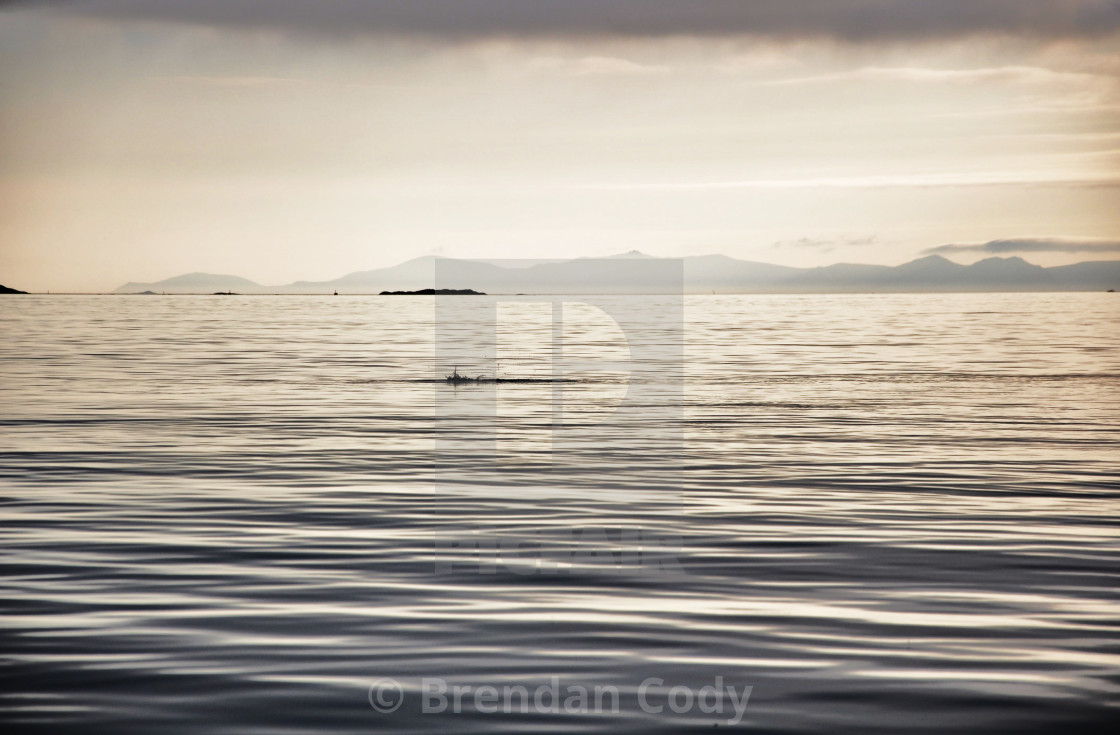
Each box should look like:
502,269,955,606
1,1,1119,292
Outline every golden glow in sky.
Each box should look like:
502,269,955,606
1,2,1119,291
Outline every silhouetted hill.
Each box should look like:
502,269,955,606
781,254,1063,292
787,262,894,291
892,254,966,282
684,254,799,290
114,272,261,294
115,254,1120,294
1,283,28,294
1047,261,1120,290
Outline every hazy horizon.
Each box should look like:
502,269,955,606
3,7,1119,732
81,249,1120,295
2,1,1120,292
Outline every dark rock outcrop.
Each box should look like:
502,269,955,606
380,288,485,295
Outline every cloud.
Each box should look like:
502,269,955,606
152,75,307,88
15,0,1120,41
528,56,670,76
766,65,1111,88
585,171,1120,191
923,238,1120,255
773,236,877,253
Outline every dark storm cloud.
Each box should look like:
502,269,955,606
924,238,1120,255
12,0,1120,40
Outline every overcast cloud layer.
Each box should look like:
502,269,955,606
23,0,1120,40
3,3,1119,290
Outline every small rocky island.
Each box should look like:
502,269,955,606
380,288,485,295
1,283,28,294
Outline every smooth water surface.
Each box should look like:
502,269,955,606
2,293,1119,733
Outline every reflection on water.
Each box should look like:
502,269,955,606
1,293,1118,733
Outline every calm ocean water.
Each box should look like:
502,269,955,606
2,293,1119,733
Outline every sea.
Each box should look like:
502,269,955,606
1,292,1118,733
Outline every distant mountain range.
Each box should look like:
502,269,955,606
116,273,261,294
115,252,1120,294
